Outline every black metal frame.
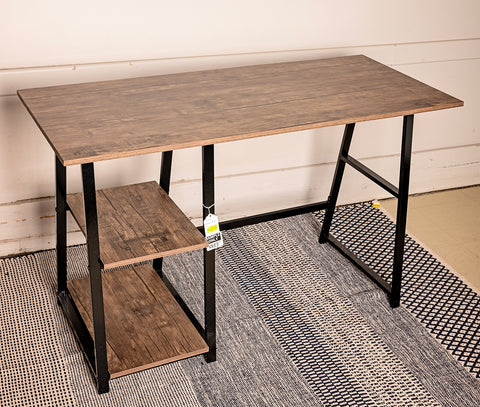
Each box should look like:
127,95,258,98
56,157,67,294
197,201,329,234
208,116,414,308
202,145,217,362
56,158,99,381
319,115,414,307
55,157,110,393
153,150,173,278
54,116,413,393
56,149,217,394
80,163,110,392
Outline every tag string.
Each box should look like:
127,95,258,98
202,203,214,215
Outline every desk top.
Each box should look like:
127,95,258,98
18,55,463,166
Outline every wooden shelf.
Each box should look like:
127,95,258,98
67,181,208,269
68,263,208,378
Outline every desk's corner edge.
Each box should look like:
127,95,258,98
440,98,465,111
56,153,69,168
15,90,69,167
16,88,30,106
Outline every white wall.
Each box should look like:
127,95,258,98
1,1,479,256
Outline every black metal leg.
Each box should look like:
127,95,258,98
159,151,173,193
319,123,356,243
55,156,67,294
390,115,414,308
319,117,414,308
153,151,173,278
81,163,110,394
202,145,216,362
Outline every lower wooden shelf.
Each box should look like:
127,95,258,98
68,263,208,378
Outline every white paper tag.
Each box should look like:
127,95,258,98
203,213,224,251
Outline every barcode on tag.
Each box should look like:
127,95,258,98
206,231,223,251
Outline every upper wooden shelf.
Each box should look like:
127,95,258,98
67,181,207,269
17,55,463,166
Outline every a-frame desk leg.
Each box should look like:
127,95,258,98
81,163,110,393
319,116,414,308
391,115,414,307
55,156,67,295
55,157,110,393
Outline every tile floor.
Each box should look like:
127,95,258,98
381,185,480,291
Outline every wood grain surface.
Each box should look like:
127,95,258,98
68,264,209,378
18,55,463,166
67,181,207,269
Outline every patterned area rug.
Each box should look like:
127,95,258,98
314,204,480,378
1,204,479,406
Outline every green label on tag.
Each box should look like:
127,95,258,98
207,224,218,233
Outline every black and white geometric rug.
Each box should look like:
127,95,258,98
1,203,479,406
314,203,480,379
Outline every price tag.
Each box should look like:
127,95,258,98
204,213,224,251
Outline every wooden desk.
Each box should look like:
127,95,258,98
18,55,463,393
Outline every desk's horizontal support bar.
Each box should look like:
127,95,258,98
197,201,329,234
57,290,96,376
342,155,399,198
327,234,392,294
